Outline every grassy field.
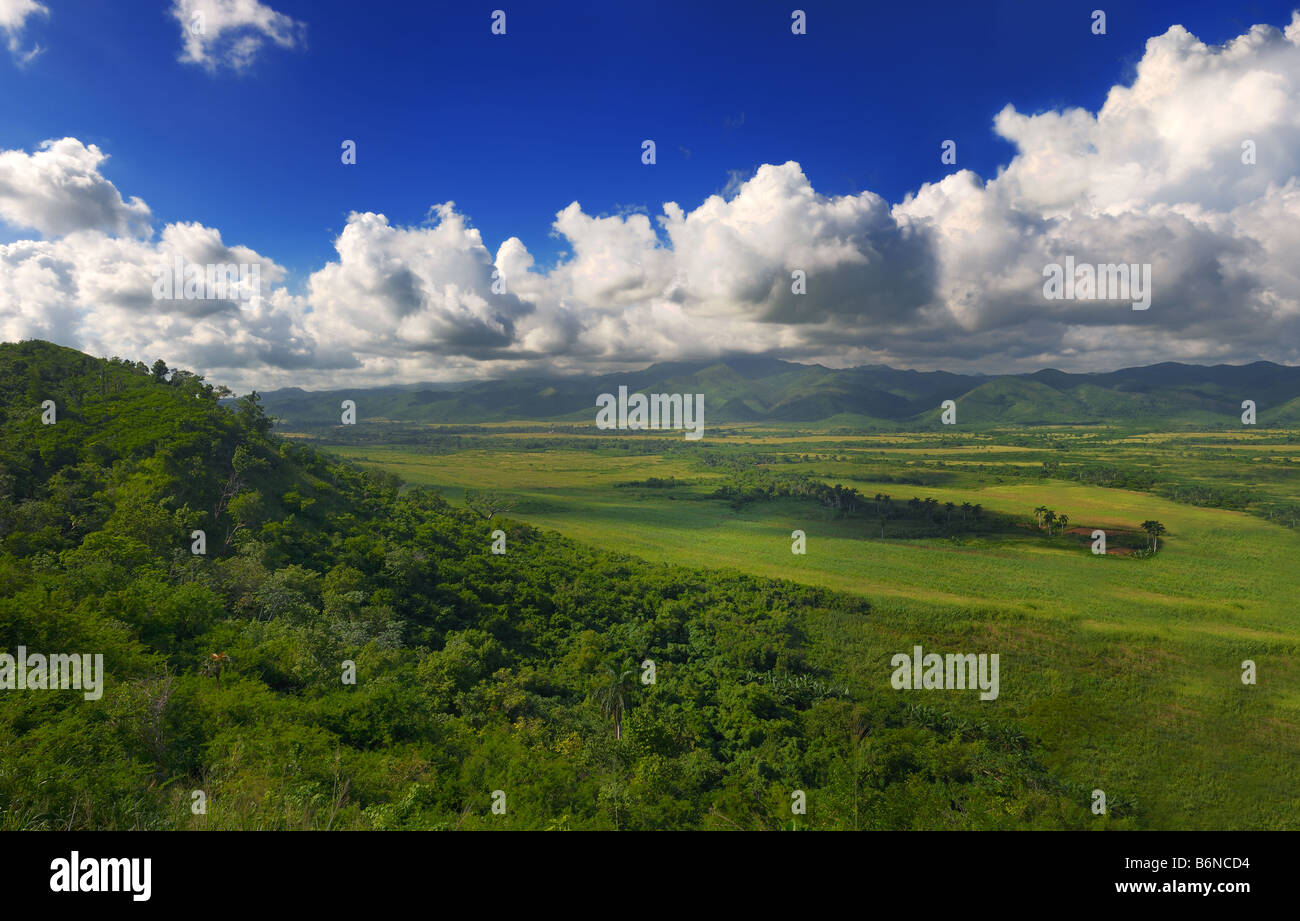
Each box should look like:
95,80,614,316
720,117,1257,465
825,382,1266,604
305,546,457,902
298,425,1300,829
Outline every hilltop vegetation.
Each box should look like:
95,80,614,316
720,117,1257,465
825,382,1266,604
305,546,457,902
0,341,1109,830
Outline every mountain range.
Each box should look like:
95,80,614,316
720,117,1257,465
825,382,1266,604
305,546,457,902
255,356,1300,428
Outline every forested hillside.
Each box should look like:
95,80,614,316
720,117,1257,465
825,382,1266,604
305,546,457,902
0,340,1120,830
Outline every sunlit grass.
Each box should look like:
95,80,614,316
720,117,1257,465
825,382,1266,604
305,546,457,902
330,430,1300,829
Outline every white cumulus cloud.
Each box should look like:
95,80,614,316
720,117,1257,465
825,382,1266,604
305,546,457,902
0,138,152,238
3,14,1300,388
171,0,305,71
0,0,48,65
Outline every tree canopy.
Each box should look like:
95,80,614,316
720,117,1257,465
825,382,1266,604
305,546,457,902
0,340,1128,830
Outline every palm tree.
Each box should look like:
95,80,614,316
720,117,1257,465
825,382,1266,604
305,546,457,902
1056,512,1069,534
972,503,983,521
1043,510,1056,535
593,665,636,740
1140,520,1167,552
960,502,972,521
1033,505,1049,530
944,501,956,525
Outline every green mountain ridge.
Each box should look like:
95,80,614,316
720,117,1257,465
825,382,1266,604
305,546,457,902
249,355,1300,429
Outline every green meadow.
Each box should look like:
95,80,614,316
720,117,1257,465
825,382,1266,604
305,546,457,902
316,426,1300,829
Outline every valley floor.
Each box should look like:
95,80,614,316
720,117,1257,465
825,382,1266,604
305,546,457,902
314,425,1300,829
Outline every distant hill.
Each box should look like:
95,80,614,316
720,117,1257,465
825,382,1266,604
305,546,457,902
253,357,1300,428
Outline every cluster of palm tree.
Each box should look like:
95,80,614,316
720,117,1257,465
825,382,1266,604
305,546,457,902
1032,506,1070,536
825,483,860,512
1140,520,1167,551
872,493,893,537
901,496,983,523
861,494,986,538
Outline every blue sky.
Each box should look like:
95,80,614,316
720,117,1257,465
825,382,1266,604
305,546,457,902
4,0,1291,279
2,1,1300,386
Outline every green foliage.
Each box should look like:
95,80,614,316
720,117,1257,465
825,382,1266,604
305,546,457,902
0,341,1123,830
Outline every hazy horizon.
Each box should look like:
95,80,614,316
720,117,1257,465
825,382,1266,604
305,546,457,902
244,353,1300,396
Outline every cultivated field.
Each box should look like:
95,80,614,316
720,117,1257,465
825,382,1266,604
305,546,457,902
296,424,1300,829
